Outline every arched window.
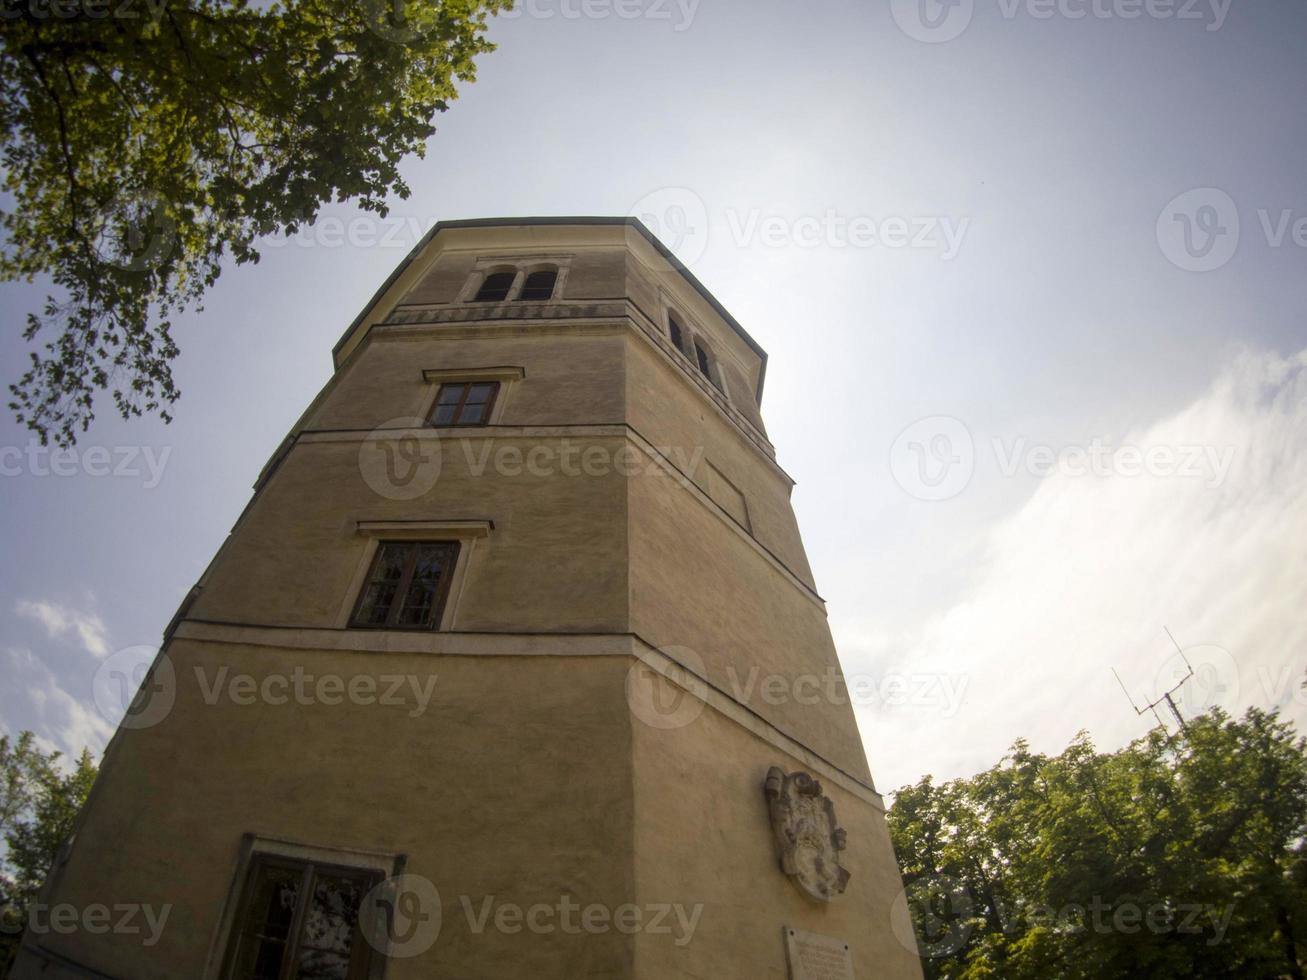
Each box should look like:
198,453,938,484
694,339,723,392
667,312,687,355
518,268,558,302
473,270,515,303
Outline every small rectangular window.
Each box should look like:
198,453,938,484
430,382,499,427
222,854,379,980
351,541,461,631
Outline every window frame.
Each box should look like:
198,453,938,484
667,311,688,357
471,268,517,303
460,256,571,304
516,266,559,302
693,338,725,393
428,381,501,428
219,852,382,980
348,540,462,632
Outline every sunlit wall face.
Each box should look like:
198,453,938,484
1,0,1304,794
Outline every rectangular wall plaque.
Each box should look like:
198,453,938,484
784,926,856,980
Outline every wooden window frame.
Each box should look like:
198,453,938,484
348,540,462,631
219,852,381,980
428,381,500,428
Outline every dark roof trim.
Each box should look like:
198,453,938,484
330,216,768,405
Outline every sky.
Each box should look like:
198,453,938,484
1,0,1304,794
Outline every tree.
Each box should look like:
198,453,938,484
1,0,508,447
889,708,1307,979
0,732,98,972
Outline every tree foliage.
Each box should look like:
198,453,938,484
1,0,508,446
888,708,1307,979
0,732,97,970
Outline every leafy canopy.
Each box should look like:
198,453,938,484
888,708,1307,980
1,0,508,446
0,732,98,969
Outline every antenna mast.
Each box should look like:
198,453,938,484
1113,627,1196,738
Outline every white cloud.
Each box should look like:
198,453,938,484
856,347,1307,793
2,647,113,758
15,598,111,659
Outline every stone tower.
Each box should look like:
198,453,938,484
16,218,923,979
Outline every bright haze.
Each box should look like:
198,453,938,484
1,0,1304,794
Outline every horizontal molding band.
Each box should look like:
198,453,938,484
168,620,882,810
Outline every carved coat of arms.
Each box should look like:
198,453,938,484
763,767,851,902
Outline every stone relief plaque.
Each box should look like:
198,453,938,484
783,926,856,980
764,766,851,902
